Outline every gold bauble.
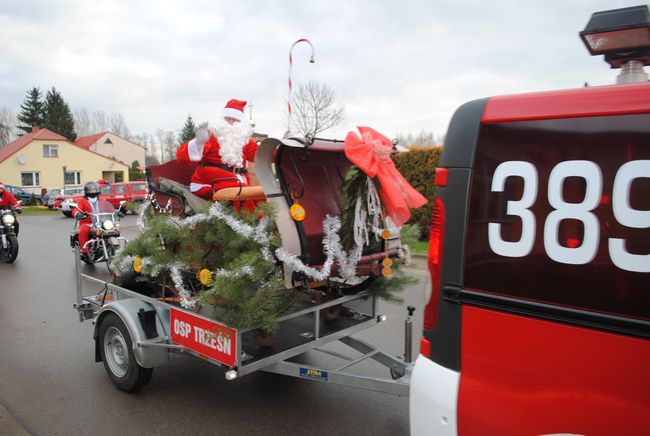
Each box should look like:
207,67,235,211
197,268,214,286
132,257,143,273
290,203,306,221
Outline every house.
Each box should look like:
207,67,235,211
0,127,130,195
75,131,146,170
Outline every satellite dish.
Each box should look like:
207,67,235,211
17,153,26,165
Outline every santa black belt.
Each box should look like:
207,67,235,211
198,162,248,174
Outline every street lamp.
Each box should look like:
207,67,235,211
286,38,315,137
580,5,650,84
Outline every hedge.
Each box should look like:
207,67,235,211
392,146,442,240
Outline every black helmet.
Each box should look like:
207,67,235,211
84,181,100,197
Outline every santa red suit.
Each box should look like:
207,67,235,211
176,99,258,201
71,196,98,254
0,183,21,235
0,187,20,210
176,132,258,199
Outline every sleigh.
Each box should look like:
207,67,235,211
144,136,405,292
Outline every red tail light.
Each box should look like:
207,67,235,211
424,195,445,331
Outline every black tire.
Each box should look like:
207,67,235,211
35,199,42,206
63,210,72,218
4,235,18,263
99,313,153,392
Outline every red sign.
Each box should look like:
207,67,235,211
170,308,237,367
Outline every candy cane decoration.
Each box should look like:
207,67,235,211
287,38,315,135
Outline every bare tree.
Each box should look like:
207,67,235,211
0,107,16,146
92,110,109,132
73,108,93,136
108,112,131,138
291,80,345,137
155,129,177,163
396,131,442,148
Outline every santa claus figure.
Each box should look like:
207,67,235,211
176,99,258,201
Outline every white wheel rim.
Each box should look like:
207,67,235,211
104,326,129,378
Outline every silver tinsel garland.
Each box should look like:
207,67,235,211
117,201,391,309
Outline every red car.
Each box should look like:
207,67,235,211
99,182,147,214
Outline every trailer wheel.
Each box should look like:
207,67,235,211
99,313,153,392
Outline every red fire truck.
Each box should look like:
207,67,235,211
410,6,650,436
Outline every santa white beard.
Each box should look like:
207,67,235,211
209,121,253,167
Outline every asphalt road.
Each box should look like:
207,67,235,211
0,213,430,436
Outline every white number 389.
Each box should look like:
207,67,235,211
488,160,650,273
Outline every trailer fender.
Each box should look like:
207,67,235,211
93,298,170,368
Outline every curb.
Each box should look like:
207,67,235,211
0,404,30,435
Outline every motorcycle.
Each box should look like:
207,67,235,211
70,200,128,273
0,207,19,263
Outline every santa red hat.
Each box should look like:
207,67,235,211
0,182,5,190
222,99,246,121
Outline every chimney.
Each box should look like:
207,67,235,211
32,126,41,133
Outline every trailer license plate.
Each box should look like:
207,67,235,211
170,308,237,367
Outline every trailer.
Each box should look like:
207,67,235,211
72,133,423,394
73,247,415,395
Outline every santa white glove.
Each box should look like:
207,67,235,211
195,122,210,146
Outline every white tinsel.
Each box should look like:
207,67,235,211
169,263,195,309
214,265,255,279
113,254,137,273
118,199,397,303
366,177,383,235
275,215,361,282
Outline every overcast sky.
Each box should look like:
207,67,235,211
0,0,640,140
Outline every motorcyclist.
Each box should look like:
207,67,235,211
72,181,126,261
0,182,22,235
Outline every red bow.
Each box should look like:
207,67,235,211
344,127,427,226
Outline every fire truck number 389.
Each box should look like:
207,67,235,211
488,160,649,273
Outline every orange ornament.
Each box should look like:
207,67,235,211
290,202,306,221
197,268,214,286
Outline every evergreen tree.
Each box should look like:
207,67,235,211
43,87,77,141
129,160,146,181
179,114,196,145
16,87,45,135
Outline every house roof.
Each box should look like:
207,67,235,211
0,128,68,164
0,127,129,168
74,131,109,149
75,131,146,150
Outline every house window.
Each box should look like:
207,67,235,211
64,171,82,185
21,172,40,187
43,144,58,157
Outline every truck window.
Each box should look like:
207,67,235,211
464,114,650,321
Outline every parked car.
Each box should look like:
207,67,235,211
99,181,147,214
54,187,84,217
5,185,42,205
44,188,63,209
